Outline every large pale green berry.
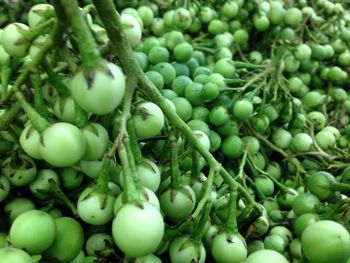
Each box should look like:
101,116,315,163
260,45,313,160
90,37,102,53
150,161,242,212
1,23,30,58
28,4,54,27
70,62,126,115
9,210,56,255
121,13,142,47
39,123,86,167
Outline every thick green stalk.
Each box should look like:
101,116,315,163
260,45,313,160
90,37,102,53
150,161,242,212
329,182,350,192
124,137,139,185
1,66,11,100
59,48,78,72
118,142,139,203
224,78,246,85
59,0,101,69
226,191,238,234
235,149,248,181
104,73,139,201
163,220,193,243
92,0,261,213
233,61,266,69
24,18,56,41
96,159,112,194
40,63,68,81
106,76,137,159
45,62,70,97
237,205,255,224
48,178,77,216
192,201,211,242
126,121,144,165
191,168,216,219
31,73,49,119
14,91,50,132
170,130,182,189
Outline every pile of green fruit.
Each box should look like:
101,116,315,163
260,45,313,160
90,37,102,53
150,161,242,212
1,0,350,262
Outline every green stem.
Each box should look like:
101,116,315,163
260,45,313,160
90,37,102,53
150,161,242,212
170,130,182,189
14,91,50,132
106,76,138,159
192,202,211,242
225,78,246,86
23,18,56,41
124,137,139,185
233,61,266,69
220,168,261,212
308,122,332,160
1,66,11,100
329,182,350,192
237,205,255,224
236,70,269,97
192,46,215,54
31,73,49,119
118,142,139,203
319,205,340,220
191,168,216,219
247,158,266,200
59,0,101,69
104,74,138,201
163,220,194,243
319,200,350,220
48,178,78,216
235,149,248,181
92,0,261,213
45,61,70,97
96,159,112,194
40,63,68,81
59,48,78,72
217,184,229,197
126,121,144,165
253,130,307,175
226,191,238,234
248,156,290,193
